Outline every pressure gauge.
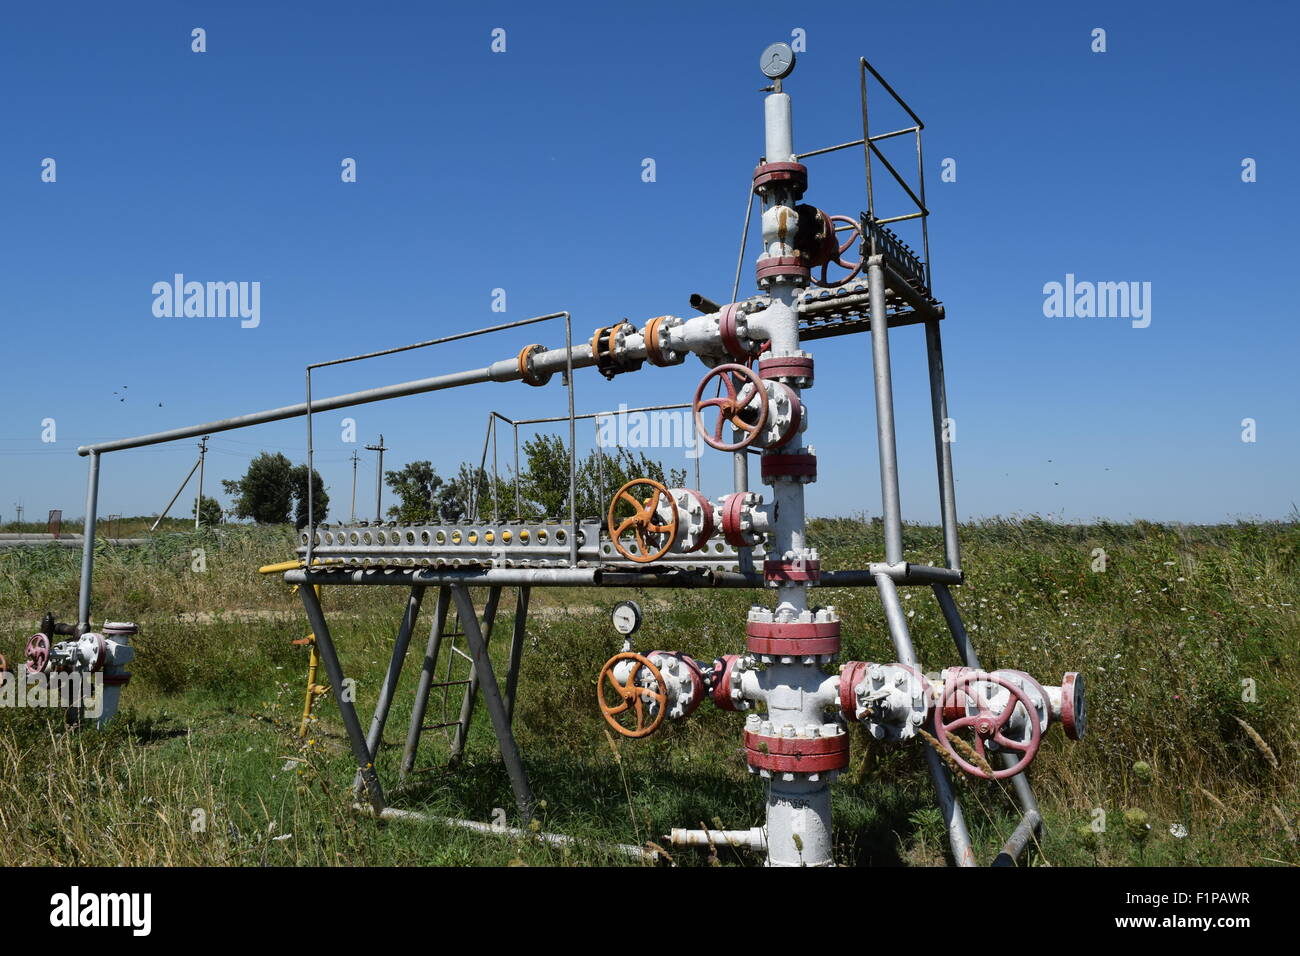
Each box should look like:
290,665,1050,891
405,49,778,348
760,42,796,80
611,600,643,637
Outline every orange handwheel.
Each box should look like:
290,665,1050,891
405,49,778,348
607,478,679,563
598,652,667,738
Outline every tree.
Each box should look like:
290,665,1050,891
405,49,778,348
222,452,294,524
513,433,687,520
196,495,223,527
221,452,327,527
290,464,329,529
384,461,446,523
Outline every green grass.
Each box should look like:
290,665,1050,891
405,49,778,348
1,517,1296,866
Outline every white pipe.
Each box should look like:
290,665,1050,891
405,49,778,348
355,805,657,863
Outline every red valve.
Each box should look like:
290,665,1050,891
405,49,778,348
607,478,679,563
811,215,863,288
934,670,1041,780
25,633,50,674
693,363,769,452
597,651,667,738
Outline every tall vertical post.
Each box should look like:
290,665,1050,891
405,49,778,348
925,321,960,571
350,450,359,521
512,422,521,519
867,258,905,565
76,451,101,631
366,435,387,522
194,435,208,528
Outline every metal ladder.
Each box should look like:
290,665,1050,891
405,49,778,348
400,586,502,778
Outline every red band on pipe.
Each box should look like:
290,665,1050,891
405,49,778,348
759,356,814,382
763,559,820,582
761,453,817,480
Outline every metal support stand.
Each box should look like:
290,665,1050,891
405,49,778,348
401,587,452,779
353,585,425,793
298,583,385,813
450,586,501,762
449,586,534,821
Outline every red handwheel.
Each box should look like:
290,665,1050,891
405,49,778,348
693,363,769,452
812,215,863,288
25,633,50,674
934,670,1042,780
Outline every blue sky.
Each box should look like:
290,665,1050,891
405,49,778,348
2,1,1297,526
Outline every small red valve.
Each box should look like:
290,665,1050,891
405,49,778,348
25,633,50,674
934,669,1041,780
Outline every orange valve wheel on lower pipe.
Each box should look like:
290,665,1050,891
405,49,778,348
597,651,668,739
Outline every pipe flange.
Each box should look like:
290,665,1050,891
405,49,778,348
517,344,552,387
758,354,814,387
752,161,808,200
709,654,748,712
743,725,849,775
763,556,820,584
1060,672,1086,740
718,303,760,360
590,322,642,380
721,491,763,548
760,451,817,484
745,618,841,657
755,256,810,288
643,315,683,367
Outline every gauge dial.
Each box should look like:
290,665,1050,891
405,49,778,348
611,600,643,636
760,42,796,80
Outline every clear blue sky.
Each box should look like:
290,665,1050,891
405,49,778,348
2,1,1297,526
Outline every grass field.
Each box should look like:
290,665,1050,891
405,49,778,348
1,517,1296,866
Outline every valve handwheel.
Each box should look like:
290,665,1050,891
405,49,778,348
812,215,864,288
934,670,1042,780
597,651,667,738
607,478,679,563
25,633,50,674
693,363,769,452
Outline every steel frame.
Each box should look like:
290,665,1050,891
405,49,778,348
64,54,1045,866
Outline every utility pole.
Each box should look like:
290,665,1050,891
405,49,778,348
194,435,209,528
349,450,359,521
365,435,387,522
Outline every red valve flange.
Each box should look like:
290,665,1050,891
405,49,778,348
1060,671,1086,741
25,633,50,674
693,363,769,452
934,670,1042,780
